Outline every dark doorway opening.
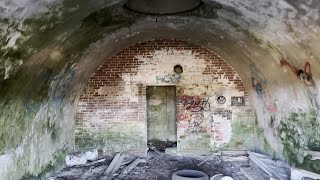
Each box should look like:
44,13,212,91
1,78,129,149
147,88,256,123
146,86,177,152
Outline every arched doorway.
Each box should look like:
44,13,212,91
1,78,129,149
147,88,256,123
75,39,255,155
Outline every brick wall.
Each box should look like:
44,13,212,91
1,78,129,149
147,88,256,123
75,39,255,155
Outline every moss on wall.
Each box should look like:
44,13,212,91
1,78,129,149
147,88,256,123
0,2,146,178
0,1,144,154
20,147,68,180
179,133,211,155
0,66,54,153
75,123,146,153
225,120,255,150
277,109,320,173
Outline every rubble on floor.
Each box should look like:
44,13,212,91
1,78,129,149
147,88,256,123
65,149,99,167
147,140,177,153
47,151,248,180
47,150,320,180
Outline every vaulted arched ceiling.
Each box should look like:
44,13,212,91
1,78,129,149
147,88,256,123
0,0,320,179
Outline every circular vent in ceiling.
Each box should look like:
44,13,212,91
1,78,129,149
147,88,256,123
126,0,201,14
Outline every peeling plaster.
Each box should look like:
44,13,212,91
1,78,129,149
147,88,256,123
3,32,22,49
0,0,60,19
4,59,22,79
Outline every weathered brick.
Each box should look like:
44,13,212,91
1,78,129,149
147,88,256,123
75,39,254,155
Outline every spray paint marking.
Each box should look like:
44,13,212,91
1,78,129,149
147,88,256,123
179,95,210,112
250,64,277,113
156,74,181,83
186,113,205,133
250,64,266,101
280,59,319,111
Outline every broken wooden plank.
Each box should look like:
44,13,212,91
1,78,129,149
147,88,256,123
248,151,289,180
249,153,277,177
222,150,248,157
107,154,126,180
115,158,146,179
232,172,249,180
240,167,265,180
248,151,271,159
197,155,214,166
303,150,320,160
99,153,126,180
84,158,106,167
223,156,249,162
120,156,135,166
291,168,320,180
104,153,121,175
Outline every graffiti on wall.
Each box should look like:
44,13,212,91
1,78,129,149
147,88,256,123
280,59,319,111
264,104,277,113
177,112,206,133
176,93,235,148
217,95,227,104
186,112,206,133
231,96,245,106
251,64,266,100
250,64,277,113
156,74,181,83
177,95,208,133
179,95,210,112
49,66,75,109
177,113,190,121
213,109,232,120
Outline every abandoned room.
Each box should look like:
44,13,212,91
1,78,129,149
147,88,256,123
1,0,320,179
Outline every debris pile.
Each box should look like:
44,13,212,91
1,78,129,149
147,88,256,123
48,151,247,180
147,140,177,152
46,150,320,179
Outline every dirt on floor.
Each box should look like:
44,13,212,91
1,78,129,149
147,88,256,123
147,140,177,152
48,151,248,180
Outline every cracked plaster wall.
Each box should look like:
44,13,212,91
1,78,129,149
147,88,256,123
0,0,320,178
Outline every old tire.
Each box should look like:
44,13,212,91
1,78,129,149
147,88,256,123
172,170,209,180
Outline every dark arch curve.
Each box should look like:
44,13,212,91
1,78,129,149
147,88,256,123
69,26,263,99
80,38,251,94
63,22,281,158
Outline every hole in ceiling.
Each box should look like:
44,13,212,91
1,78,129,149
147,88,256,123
125,0,202,15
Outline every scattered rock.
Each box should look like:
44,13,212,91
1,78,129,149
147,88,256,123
65,149,99,166
86,149,99,161
65,154,87,166
148,139,177,152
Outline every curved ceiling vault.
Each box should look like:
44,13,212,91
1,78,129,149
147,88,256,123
0,0,320,179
